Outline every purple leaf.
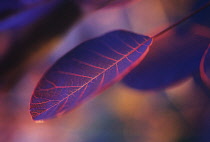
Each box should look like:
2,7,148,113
123,27,210,90
200,45,210,88
30,30,152,120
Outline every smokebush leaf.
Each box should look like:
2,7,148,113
30,30,152,120
123,28,210,90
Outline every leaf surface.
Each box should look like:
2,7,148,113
200,45,210,88
30,30,152,120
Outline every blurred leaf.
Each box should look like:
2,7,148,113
30,30,152,120
123,25,210,90
200,45,210,88
0,0,60,31
123,1,210,90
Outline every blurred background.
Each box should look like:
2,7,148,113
0,0,210,142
